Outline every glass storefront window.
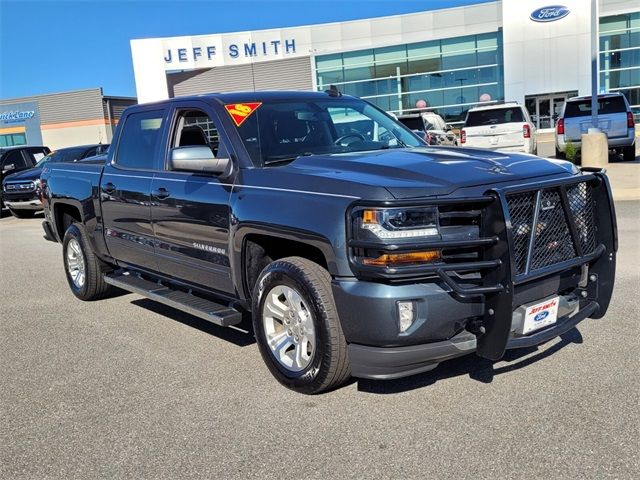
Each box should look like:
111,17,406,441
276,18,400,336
0,133,27,147
600,12,640,109
314,30,504,124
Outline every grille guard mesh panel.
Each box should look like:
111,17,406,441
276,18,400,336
506,181,597,276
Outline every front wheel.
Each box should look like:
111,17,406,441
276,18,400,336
62,223,116,301
252,257,350,394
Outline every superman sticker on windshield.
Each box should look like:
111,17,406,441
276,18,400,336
224,103,262,127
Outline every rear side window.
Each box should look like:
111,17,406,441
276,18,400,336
398,117,424,131
115,110,164,170
564,97,627,117
465,107,525,127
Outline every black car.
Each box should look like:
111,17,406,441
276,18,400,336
2,144,108,218
41,91,616,394
0,146,50,209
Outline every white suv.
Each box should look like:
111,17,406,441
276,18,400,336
460,102,537,154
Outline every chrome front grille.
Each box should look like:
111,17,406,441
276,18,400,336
4,182,35,193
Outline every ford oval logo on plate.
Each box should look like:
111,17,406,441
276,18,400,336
530,6,570,22
534,311,550,322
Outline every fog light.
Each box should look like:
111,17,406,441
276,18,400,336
398,301,415,333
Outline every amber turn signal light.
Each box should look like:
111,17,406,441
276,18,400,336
362,209,378,224
362,250,441,266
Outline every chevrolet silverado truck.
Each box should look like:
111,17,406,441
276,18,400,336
40,91,617,394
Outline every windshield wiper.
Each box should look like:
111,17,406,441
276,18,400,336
264,152,313,166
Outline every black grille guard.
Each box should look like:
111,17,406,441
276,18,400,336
346,170,617,361
477,170,617,360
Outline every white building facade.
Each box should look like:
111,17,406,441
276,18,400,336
131,0,639,128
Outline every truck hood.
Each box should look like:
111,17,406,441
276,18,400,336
3,167,43,183
285,147,572,198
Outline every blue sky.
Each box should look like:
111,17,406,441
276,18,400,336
0,0,489,99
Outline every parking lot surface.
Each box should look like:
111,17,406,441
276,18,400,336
1,202,638,479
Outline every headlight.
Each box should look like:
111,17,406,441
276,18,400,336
354,206,439,241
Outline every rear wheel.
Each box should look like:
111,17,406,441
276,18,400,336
8,209,36,219
622,145,635,162
252,257,350,394
555,147,566,159
62,223,116,301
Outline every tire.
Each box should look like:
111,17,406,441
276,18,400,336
623,145,635,162
9,209,36,219
62,223,116,301
252,257,350,394
555,147,566,160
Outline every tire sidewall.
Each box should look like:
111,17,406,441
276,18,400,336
252,262,331,392
62,224,88,298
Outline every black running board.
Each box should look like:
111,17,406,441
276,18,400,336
104,272,242,327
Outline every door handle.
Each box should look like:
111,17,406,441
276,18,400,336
101,182,116,194
151,187,170,200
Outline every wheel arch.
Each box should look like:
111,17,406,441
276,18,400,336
233,225,338,303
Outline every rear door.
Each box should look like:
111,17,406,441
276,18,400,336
464,107,525,149
100,107,167,271
149,100,235,294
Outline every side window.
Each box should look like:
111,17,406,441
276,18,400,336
83,147,98,159
2,150,28,170
172,109,228,159
115,110,164,170
31,150,47,163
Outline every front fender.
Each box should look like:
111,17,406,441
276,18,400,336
229,186,355,300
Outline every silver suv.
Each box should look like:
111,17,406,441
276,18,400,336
555,93,636,161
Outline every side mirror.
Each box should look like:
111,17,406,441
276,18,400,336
169,146,230,175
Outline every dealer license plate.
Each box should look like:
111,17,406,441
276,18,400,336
522,296,559,335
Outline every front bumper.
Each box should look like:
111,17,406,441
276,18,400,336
338,171,617,380
348,300,599,380
4,197,43,210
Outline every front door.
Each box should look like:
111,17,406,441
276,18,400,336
100,107,167,271
150,101,235,294
525,92,578,130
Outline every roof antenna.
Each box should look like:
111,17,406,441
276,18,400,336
325,85,342,97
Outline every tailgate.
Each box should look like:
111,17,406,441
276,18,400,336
564,114,627,141
465,123,525,149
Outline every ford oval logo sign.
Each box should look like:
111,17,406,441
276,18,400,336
530,6,570,22
534,311,549,322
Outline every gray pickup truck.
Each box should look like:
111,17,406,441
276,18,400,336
41,90,618,394
555,93,636,161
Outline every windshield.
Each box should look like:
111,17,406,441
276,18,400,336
465,107,525,127
233,98,424,166
35,147,87,167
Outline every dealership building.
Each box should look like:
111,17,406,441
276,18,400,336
131,0,638,129
0,88,136,150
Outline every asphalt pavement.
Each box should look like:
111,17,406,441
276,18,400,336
1,202,639,479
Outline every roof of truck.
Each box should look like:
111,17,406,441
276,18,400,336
140,90,358,108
